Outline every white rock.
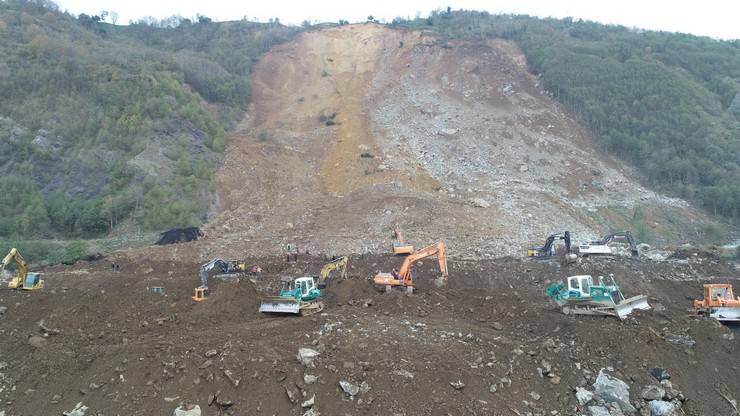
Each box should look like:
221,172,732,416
339,380,359,396
301,395,315,408
648,400,677,416
296,348,320,367
469,198,490,208
576,387,594,405
304,374,318,385
588,406,611,416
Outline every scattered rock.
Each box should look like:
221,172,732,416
304,374,318,385
172,404,201,416
665,334,695,348
593,369,636,414
549,375,561,385
0,305,7,316
649,368,670,381
529,391,541,401
576,387,594,405
641,385,666,401
303,408,320,416
204,349,218,358
450,380,465,390
489,384,497,394
301,395,315,408
339,380,360,397
491,322,504,331
297,348,320,367
63,402,89,416
648,400,677,416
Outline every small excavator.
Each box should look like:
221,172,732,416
317,256,348,288
375,240,448,293
578,231,639,257
192,258,231,301
692,283,740,322
2,248,43,290
545,274,650,319
259,276,325,315
527,231,572,259
392,228,414,255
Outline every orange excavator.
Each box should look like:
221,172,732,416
375,240,448,293
392,227,414,255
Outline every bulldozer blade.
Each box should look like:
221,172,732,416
259,297,300,314
710,307,740,322
614,295,651,319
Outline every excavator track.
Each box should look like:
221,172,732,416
299,300,325,316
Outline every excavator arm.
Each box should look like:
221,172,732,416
319,256,348,288
394,240,448,286
199,258,229,287
3,248,27,288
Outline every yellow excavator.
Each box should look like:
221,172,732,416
2,248,44,290
375,241,448,293
392,228,414,255
317,256,348,288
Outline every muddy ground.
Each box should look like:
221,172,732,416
0,251,738,416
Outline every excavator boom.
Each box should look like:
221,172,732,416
318,256,348,288
375,240,448,292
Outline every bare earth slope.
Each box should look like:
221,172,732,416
204,24,707,260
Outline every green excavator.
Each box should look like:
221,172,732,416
546,274,650,319
259,276,325,316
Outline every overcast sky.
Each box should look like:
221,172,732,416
55,0,739,40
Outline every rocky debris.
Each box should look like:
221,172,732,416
172,404,201,416
204,349,218,358
301,395,315,408
339,380,360,397
576,387,594,405
0,305,7,317
647,400,677,416
664,334,695,348
450,380,465,390
641,385,666,401
593,369,636,414
297,348,320,367
393,369,414,379
588,406,611,416
303,408,320,416
648,367,671,381
62,402,88,416
304,374,318,385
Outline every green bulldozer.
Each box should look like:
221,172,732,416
259,276,325,316
545,274,650,319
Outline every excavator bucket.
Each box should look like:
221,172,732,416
259,296,301,314
614,295,651,319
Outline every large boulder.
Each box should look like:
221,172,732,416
641,385,666,401
648,400,677,416
593,369,636,414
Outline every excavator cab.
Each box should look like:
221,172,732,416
192,286,209,302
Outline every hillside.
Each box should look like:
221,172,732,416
397,11,740,221
0,1,299,245
186,23,717,260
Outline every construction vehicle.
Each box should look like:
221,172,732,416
527,231,572,259
375,240,448,293
392,228,414,255
578,231,639,257
192,258,230,301
545,274,650,319
259,276,325,315
2,248,43,290
317,256,348,288
692,283,740,322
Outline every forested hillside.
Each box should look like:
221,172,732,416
397,11,740,220
0,0,299,242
